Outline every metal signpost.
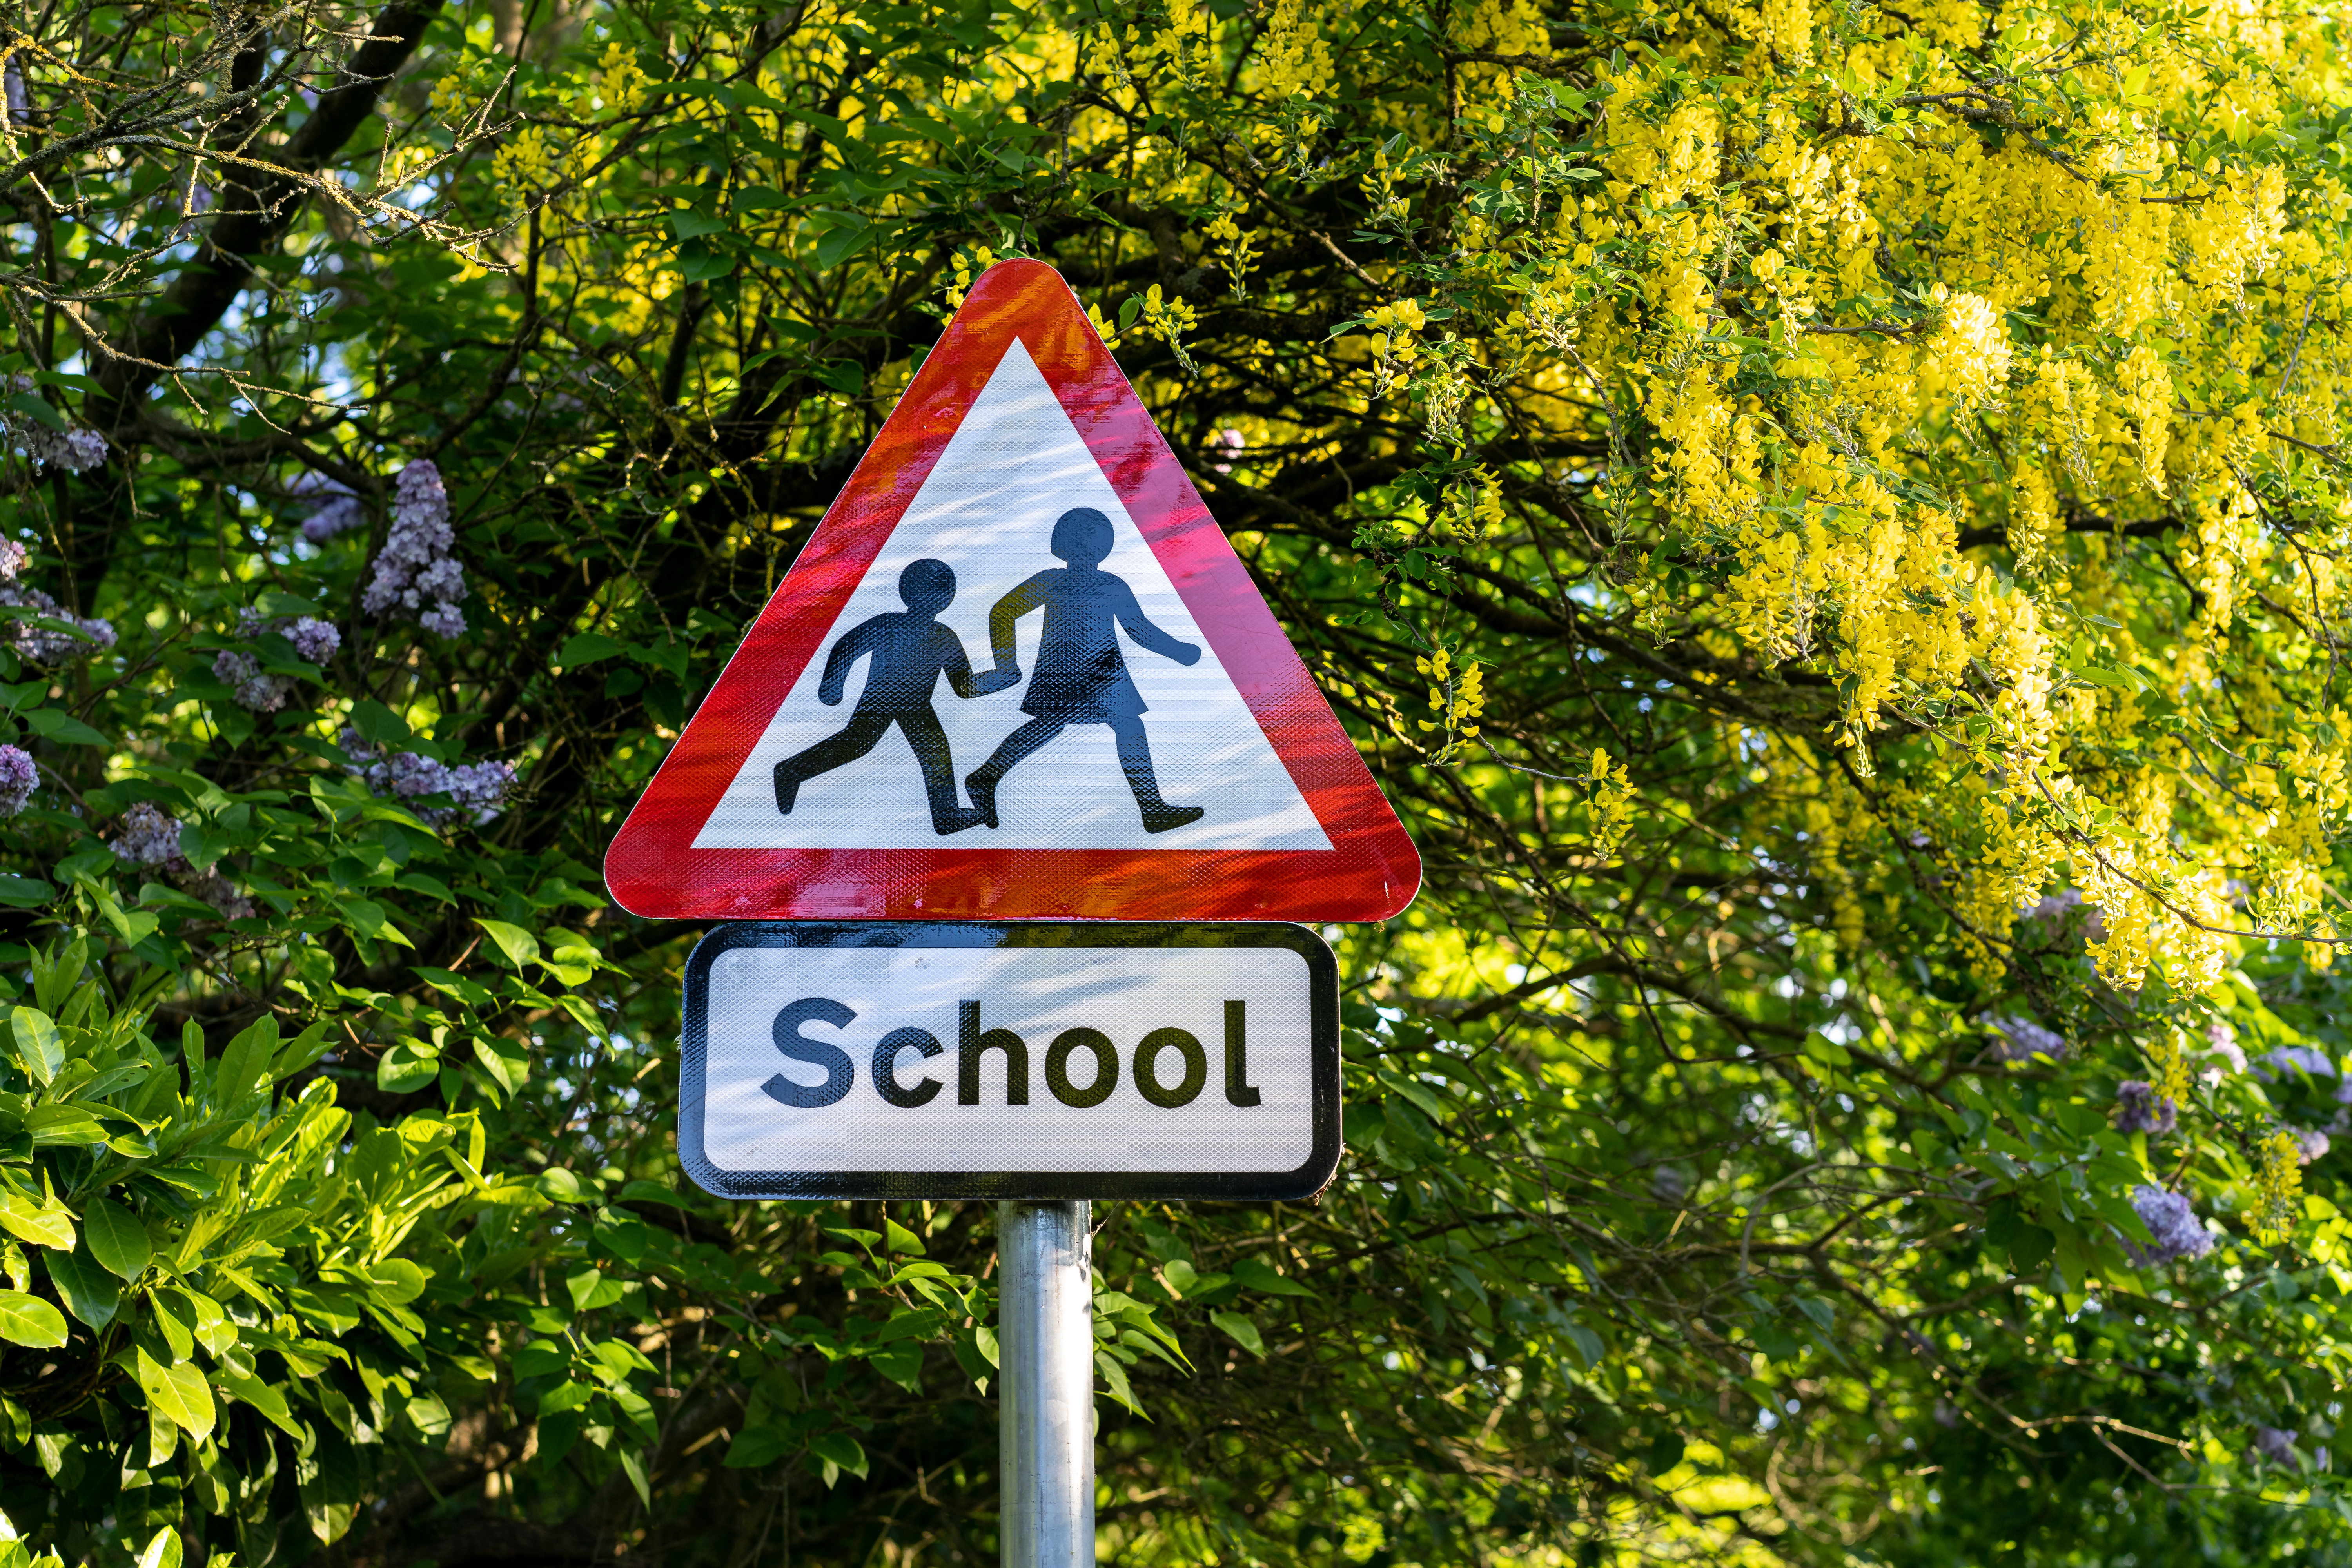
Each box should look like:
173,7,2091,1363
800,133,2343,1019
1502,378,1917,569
606,260,1417,1564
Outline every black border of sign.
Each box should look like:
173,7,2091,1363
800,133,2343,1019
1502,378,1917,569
678,921,1342,1201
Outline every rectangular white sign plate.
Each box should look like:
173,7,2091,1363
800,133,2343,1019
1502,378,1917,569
679,921,1341,1200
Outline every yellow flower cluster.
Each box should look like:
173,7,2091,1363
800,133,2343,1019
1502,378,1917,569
2256,1127,2306,1243
1587,746,1636,858
1416,646,1484,748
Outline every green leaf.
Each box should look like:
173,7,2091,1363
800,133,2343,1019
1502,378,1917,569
475,919,540,969
724,1423,793,1468
813,220,875,271
348,698,412,748
557,632,625,666
1232,1258,1316,1298
616,1179,684,1207
83,1197,150,1281
0,1288,66,1347
254,590,322,619
884,1217,926,1255
0,1186,73,1250
536,1167,593,1204
9,1006,62,1086
1209,1310,1264,1356
211,1013,280,1108
367,1258,428,1305
1095,1348,1147,1416
806,1431,868,1483
619,1445,652,1508
6,391,67,432
216,1363,304,1437
136,1524,183,1568
136,1345,217,1440
20,707,105,745
45,1246,118,1328
376,1042,440,1093
474,1034,530,1093
0,874,55,908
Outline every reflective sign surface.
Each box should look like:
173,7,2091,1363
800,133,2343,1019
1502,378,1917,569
679,921,1341,1200
603,259,1419,922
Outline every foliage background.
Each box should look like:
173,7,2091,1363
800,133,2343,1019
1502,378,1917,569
3,0,2352,1562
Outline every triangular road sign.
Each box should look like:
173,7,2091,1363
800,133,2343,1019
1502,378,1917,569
604,259,1420,922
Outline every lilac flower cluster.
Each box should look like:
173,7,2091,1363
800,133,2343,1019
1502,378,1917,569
2127,1185,2216,1267
2115,1080,2178,1136
0,744,34,816
1987,1014,2069,1062
2025,887,2109,942
0,537,115,663
212,610,341,712
108,802,255,920
2253,1426,2298,1465
2258,1045,2336,1081
2296,1128,2332,1164
290,471,365,543
1,377,106,473
2198,1018,2247,1081
362,461,466,637
341,730,515,827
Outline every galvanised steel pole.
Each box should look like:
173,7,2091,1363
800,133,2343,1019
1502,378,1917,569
997,1200,1094,1567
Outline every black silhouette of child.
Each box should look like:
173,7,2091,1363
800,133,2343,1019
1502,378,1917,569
966,507,1207,834
773,558,1014,834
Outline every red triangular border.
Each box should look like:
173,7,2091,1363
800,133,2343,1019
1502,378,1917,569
603,259,1421,922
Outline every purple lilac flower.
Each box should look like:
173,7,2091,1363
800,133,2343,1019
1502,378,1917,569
363,460,466,637
2116,1080,2178,1136
4,59,27,126
214,611,341,711
0,745,33,816
2253,1426,2297,1465
107,802,254,920
1987,1014,2069,1062
340,729,515,828
2196,1020,2247,1084
2295,1128,2331,1164
0,539,114,664
2258,1045,2336,1081
290,471,365,543
2126,1185,2216,1267
2025,887,2109,941
0,378,105,473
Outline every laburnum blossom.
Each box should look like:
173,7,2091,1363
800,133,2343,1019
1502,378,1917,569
340,729,516,827
213,610,341,712
108,802,255,920
363,460,468,637
0,744,33,816
2126,1185,2216,1266
0,535,114,663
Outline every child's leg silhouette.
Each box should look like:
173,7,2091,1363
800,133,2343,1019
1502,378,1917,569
1111,714,1205,833
898,704,985,834
774,710,894,813
965,716,1066,829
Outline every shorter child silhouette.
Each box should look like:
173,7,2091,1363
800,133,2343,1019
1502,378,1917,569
966,507,1207,834
773,558,1014,834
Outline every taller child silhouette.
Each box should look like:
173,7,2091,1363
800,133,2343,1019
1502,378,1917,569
772,557,1013,834
966,506,1207,834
